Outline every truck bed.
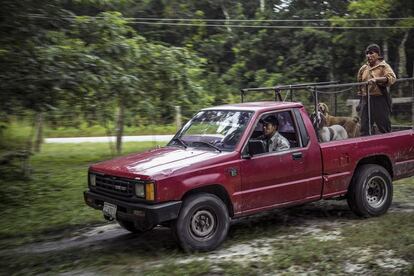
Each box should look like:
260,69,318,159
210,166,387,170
319,129,414,199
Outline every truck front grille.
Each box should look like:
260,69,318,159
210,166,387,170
95,175,135,197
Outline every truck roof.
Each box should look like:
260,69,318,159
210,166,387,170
202,101,304,112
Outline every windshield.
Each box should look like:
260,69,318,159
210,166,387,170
169,110,253,151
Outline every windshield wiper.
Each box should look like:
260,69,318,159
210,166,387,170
193,141,222,152
170,137,187,148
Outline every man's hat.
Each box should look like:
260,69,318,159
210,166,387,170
262,115,279,126
365,44,383,58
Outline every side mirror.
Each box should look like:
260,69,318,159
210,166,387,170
242,139,266,159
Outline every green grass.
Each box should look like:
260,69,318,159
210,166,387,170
0,121,33,151
0,142,162,243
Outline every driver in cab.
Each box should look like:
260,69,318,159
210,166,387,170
259,115,290,152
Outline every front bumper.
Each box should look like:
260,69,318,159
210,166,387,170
84,190,182,230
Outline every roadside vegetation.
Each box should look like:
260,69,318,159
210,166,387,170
0,143,413,275
2,0,413,156
0,142,162,243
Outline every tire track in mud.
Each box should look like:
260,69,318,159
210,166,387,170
5,198,414,255
5,199,412,254
2,200,350,255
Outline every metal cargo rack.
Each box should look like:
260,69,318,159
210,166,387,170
241,77,414,135
240,81,339,103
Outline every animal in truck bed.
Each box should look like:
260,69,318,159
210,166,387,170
84,101,414,252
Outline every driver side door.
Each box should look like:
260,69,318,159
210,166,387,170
240,109,322,213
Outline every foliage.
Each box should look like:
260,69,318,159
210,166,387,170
0,0,413,146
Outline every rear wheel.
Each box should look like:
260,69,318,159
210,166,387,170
347,164,392,217
173,193,229,252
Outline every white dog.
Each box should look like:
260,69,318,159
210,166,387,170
318,102,360,138
311,111,348,142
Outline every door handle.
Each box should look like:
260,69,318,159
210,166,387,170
292,152,303,160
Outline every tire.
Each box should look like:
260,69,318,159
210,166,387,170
118,219,146,234
173,193,230,252
347,164,393,217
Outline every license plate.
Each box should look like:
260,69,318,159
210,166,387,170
103,202,117,219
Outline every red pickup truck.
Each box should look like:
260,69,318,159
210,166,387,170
84,101,414,251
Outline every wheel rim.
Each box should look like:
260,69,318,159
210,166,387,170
365,176,388,208
190,209,216,240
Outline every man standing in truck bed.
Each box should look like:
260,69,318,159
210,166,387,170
357,43,396,135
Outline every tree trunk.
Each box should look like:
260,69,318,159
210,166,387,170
220,1,232,33
115,97,125,154
33,112,43,153
398,32,408,77
397,31,409,97
175,105,182,131
260,0,265,12
99,111,115,157
329,69,335,115
382,41,389,62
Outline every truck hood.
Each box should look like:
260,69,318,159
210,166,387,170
90,146,232,180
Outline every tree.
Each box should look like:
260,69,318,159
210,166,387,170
71,12,208,153
0,1,82,152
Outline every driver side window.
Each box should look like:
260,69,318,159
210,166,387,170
248,111,299,155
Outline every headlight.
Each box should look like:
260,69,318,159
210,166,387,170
135,183,145,198
135,182,155,200
89,173,96,186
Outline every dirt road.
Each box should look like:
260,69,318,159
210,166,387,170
45,135,174,143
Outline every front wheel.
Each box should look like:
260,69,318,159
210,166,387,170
173,193,230,252
347,164,393,217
